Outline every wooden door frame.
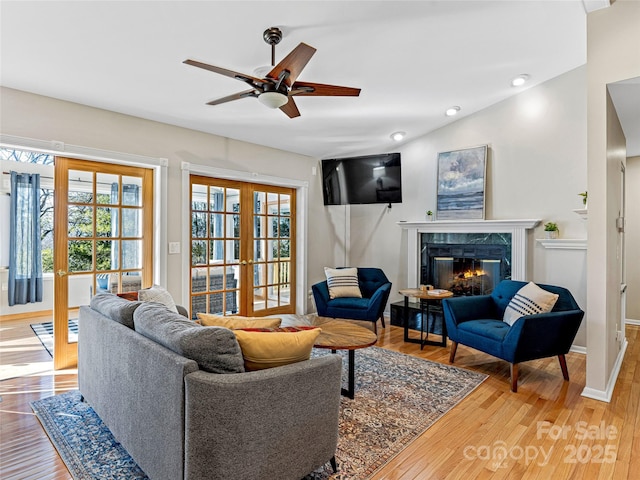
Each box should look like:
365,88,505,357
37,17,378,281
188,176,297,317
181,164,309,314
53,157,154,369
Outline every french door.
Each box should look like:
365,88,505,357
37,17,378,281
53,157,154,369
189,176,296,318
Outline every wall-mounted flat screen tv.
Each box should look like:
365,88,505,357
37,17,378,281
321,153,402,206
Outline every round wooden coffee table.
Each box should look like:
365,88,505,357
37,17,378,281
280,314,378,399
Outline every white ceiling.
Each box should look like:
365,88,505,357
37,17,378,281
1,1,636,159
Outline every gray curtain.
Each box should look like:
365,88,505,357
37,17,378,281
8,171,43,306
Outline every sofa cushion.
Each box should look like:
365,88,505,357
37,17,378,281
138,285,178,313
357,267,390,298
134,302,245,374
197,313,281,329
324,267,362,299
503,282,559,326
457,319,510,358
233,326,322,371
327,297,370,310
90,293,142,329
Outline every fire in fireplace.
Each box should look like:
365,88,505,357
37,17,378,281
433,257,502,296
421,239,511,296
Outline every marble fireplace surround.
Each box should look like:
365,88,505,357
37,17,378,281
398,219,541,289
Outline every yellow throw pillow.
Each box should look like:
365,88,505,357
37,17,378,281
233,326,322,371
197,313,282,329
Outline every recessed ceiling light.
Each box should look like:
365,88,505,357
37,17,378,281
390,131,406,142
445,106,461,117
511,74,530,87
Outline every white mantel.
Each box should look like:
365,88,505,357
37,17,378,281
398,219,541,288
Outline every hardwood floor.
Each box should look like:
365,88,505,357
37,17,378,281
1,315,638,479
0,315,76,480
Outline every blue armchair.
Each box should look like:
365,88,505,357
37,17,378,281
442,280,584,392
312,268,392,332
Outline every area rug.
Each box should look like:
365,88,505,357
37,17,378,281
30,319,78,357
31,347,487,480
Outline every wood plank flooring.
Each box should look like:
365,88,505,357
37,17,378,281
1,315,638,479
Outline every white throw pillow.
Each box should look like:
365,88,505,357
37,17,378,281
138,285,178,313
324,267,362,299
503,282,559,326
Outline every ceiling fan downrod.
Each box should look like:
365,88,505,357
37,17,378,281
263,27,283,66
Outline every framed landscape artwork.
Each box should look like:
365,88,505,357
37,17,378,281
436,145,487,220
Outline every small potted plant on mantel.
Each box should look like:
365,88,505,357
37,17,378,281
426,210,434,221
544,221,559,239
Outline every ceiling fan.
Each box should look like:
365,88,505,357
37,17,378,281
183,27,361,118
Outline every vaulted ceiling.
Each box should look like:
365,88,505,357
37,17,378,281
2,1,635,159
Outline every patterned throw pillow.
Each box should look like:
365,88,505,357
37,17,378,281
503,282,559,326
197,313,281,329
138,285,178,313
324,267,362,299
233,326,322,371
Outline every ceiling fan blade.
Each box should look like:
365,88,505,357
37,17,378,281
267,43,316,88
184,59,267,88
206,89,258,106
279,97,301,118
290,81,361,97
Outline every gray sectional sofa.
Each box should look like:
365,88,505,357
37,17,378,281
78,293,342,480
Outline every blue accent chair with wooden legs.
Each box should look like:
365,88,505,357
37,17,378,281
312,267,391,333
442,280,584,392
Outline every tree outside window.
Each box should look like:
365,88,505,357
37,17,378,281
1,148,113,273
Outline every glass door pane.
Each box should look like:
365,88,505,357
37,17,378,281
250,186,295,316
189,177,241,319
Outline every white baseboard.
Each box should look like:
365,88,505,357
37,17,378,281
570,345,587,355
581,338,628,403
626,318,640,326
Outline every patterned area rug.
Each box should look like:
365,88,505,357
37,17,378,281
30,390,148,480
307,347,487,479
30,319,78,357
31,347,486,480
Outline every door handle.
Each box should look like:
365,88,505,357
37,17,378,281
56,270,67,277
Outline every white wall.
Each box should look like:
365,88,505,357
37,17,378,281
0,86,345,315
625,156,640,321
348,66,588,345
585,0,640,400
0,271,93,315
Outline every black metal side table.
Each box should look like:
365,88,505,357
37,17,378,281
399,288,453,349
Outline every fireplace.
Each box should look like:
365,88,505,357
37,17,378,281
393,219,540,328
423,243,510,296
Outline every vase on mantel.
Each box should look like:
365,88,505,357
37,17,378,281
545,230,559,239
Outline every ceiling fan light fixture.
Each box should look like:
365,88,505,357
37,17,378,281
390,131,406,142
445,106,461,117
511,74,530,87
258,91,289,109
